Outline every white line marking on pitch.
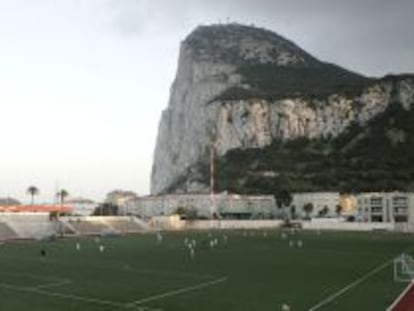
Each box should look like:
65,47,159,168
0,282,126,308
0,270,68,283
386,281,414,311
308,259,392,311
129,277,228,306
29,279,72,290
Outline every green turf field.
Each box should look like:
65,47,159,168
0,230,412,311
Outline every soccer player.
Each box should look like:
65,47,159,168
190,248,195,259
157,232,163,244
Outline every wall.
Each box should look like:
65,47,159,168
150,218,283,230
185,219,283,230
302,218,394,231
131,193,276,219
150,217,396,232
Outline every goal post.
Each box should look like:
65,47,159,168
394,253,414,283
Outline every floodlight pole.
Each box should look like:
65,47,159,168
210,142,216,219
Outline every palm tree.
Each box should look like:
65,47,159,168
290,205,296,220
273,190,293,220
319,205,329,217
56,189,69,206
336,204,343,218
303,202,314,220
27,186,39,206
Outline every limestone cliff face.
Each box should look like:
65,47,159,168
151,42,240,194
213,80,414,156
151,24,414,194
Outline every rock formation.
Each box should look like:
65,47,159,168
151,23,414,194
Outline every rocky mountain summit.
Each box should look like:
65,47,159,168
184,23,318,66
151,23,414,195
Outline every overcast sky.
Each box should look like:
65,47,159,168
0,0,413,203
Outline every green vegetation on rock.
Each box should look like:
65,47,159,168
216,63,372,101
214,101,414,194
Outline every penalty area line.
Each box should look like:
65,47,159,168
0,282,126,308
129,277,228,306
308,259,393,311
29,279,72,290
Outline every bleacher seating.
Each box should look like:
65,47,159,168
56,221,76,235
0,213,56,240
0,214,150,240
68,219,111,235
103,217,148,233
0,222,18,240
9,221,56,239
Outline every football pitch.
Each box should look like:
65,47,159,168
0,230,412,311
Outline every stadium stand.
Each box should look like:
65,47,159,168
60,216,149,235
0,213,56,239
8,221,56,239
56,221,77,235
0,222,18,240
0,214,150,240
66,218,111,235
102,217,149,233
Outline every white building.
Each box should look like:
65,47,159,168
64,198,97,216
356,192,413,223
105,190,138,207
292,192,340,218
125,193,276,219
123,191,414,226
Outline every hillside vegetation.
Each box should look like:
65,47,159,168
215,101,414,194
217,63,372,101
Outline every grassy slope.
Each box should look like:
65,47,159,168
216,63,371,102
0,231,412,311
